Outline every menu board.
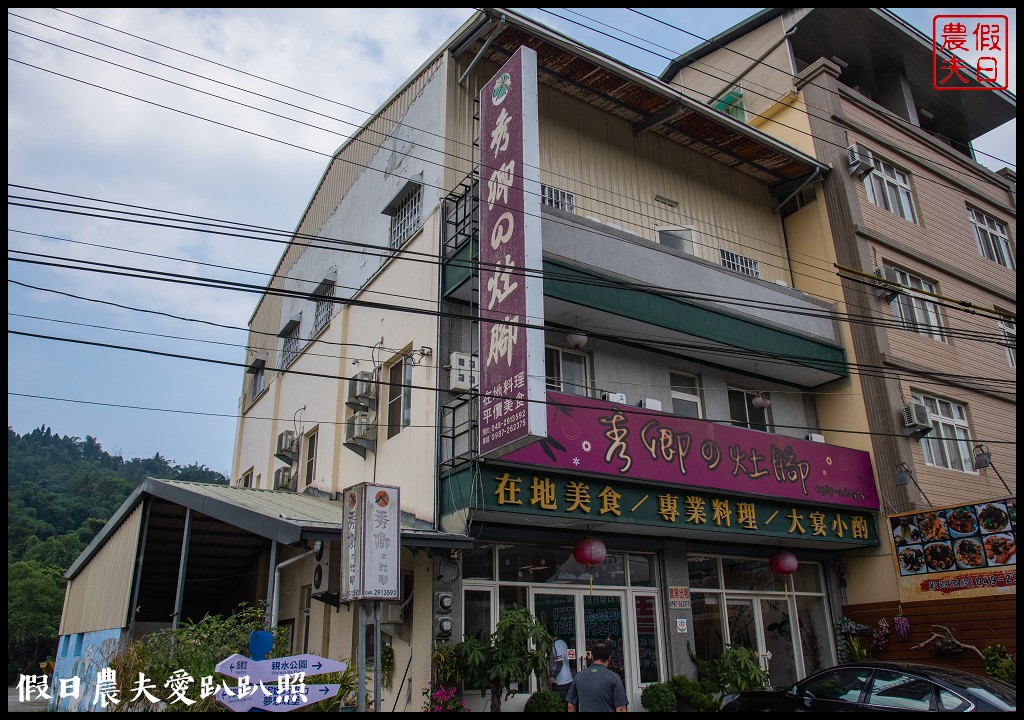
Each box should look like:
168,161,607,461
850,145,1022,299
890,497,1016,602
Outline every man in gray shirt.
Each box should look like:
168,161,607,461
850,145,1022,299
566,642,628,712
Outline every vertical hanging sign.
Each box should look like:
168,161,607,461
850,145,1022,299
478,45,547,457
342,483,401,601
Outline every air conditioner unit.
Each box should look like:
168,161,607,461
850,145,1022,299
345,411,370,442
902,402,934,435
873,266,903,302
640,398,663,412
848,144,874,179
806,433,826,443
311,542,340,599
273,467,295,491
347,370,374,406
602,391,627,404
380,604,405,624
275,430,296,463
449,352,478,393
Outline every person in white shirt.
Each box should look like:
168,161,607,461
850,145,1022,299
548,630,575,705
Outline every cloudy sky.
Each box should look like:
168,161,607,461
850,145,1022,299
7,8,1017,477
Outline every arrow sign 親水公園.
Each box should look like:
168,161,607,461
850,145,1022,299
215,653,347,683
215,684,340,712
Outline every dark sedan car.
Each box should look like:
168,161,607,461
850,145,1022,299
720,661,1016,712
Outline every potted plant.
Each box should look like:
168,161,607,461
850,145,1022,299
640,682,677,713
524,689,567,712
456,605,553,712
716,645,770,693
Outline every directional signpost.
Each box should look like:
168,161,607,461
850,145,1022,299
215,653,347,713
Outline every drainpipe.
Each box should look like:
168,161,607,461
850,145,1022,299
270,549,314,628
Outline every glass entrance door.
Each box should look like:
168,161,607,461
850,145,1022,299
723,593,800,687
532,589,631,703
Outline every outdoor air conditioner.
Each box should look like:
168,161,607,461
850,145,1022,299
602,391,627,404
346,371,374,408
902,402,934,435
274,430,296,463
873,266,903,302
449,352,478,393
848,144,874,179
273,467,295,491
806,433,826,443
345,411,370,442
640,398,663,412
311,542,340,600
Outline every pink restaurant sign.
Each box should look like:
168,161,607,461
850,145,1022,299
478,46,547,457
500,392,880,511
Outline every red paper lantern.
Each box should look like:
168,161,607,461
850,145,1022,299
573,536,607,567
769,550,799,576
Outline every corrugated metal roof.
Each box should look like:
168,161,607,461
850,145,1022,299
66,478,472,580
453,9,828,185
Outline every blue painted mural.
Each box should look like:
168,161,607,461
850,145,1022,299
49,628,124,712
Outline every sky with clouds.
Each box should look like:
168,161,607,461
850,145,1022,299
7,8,1016,477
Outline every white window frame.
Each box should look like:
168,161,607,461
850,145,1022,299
727,388,772,432
888,267,945,341
862,151,918,223
541,184,575,213
997,315,1015,369
719,248,760,278
303,428,318,488
670,372,702,419
545,345,590,397
387,355,414,438
968,207,1015,270
389,185,423,250
913,392,974,472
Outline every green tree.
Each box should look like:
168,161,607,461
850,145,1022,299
456,606,553,712
7,561,64,681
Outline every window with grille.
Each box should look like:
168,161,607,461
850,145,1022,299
387,355,414,438
728,388,771,431
389,185,423,250
887,267,945,341
313,278,335,333
670,372,702,419
545,346,589,397
998,315,1016,368
968,207,1015,270
280,323,301,367
862,151,918,223
914,392,974,472
714,86,747,122
719,249,760,278
541,184,575,213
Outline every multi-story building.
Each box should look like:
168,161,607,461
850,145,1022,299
54,7,1012,712
662,7,1016,670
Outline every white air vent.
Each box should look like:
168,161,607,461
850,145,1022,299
273,467,294,491
902,402,933,434
449,352,478,393
873,266,903,302
275,430,296,463
602,391,627,404
806,433,826,443
848,144,874,178
640,398,663,411
656,227,694,254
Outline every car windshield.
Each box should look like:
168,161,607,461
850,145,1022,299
967,686,1016,711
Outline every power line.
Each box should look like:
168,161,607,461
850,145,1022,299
9,8,1013,298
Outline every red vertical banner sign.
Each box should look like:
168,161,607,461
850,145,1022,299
478,45,547,457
